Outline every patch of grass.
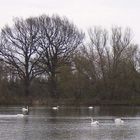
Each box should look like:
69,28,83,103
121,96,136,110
1,96,140,106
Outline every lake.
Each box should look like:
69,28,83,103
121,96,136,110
0,106,140,140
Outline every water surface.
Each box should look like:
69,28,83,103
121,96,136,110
0,106,140,140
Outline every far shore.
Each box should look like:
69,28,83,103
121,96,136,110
0,97,140,106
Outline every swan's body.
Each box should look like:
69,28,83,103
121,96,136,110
16,114,24,118
52,106,59,110
22,106,29,115
88,106,93,109
114,118,124,125
91,118,99,126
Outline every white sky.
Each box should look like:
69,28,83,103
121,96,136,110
0,0,140,43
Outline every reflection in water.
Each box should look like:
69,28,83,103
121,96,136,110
0,106,140,140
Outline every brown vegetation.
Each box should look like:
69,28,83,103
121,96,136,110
0,15,140,106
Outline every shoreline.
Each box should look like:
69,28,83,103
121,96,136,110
0,97,140,106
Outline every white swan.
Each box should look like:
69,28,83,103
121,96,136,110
91,118,99,126
22,106,29,115
114,118,124,125
16,114,24,118
88,106,93,109
52,106,59,110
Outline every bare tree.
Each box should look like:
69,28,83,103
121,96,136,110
88,27,108,92
111,27,132,74
37,15,84,98
0,17,42,101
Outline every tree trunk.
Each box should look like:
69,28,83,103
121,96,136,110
25,82,30,96
49,74,59,98
24,79,31,105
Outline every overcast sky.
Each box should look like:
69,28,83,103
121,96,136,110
0,0,140,43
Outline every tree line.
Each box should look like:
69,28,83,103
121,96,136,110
0,14,140,105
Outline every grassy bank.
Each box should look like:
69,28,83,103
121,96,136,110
1,96,140,106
